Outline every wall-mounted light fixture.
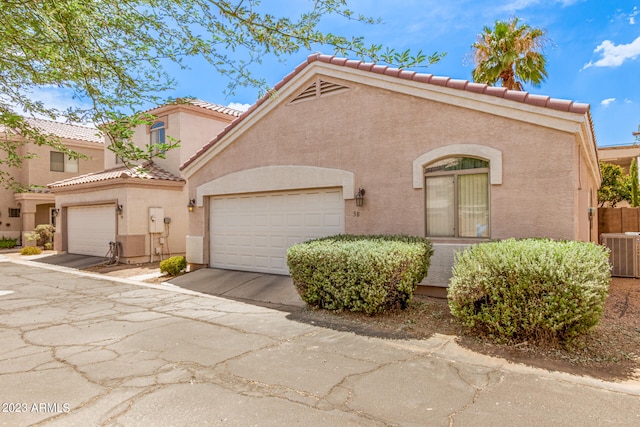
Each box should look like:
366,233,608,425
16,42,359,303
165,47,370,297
52,208,60,217
116,204,123,215
355,188,365,207
188,199,196,212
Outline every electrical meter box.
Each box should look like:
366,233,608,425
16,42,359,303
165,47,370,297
149,207,164,233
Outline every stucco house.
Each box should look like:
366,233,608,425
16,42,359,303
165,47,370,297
0,118,103,244
180,54,600,291
48,100,241,263
598,145,640,173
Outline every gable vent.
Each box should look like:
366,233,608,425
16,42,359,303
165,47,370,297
290,79,349,104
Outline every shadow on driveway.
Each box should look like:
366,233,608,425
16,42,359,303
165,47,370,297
33,253,105,269
167,268,306,311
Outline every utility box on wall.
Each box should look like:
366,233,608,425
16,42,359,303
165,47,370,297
149,207,165,233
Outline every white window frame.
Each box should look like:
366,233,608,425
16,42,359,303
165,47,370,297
424,157,490,239
150,121,166,148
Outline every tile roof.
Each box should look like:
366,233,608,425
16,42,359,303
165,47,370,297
185,99,243,117
48,161,184,189
143,98,243,118
3,117,104,144
180,54,592,171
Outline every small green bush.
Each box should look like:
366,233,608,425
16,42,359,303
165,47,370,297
160,256,186,276
44,242,53,250
20,246,42,256
287,235,433,315
447,238,611,343
0,236,18,249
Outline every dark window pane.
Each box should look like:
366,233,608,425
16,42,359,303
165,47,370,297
50,151,64,172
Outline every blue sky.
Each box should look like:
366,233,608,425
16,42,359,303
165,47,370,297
215,0,640,148
40,0,640,147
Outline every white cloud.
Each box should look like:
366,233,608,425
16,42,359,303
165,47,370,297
227,102,251,112
628,6,638,24
8,86,93,124
583,36,640,69
601,98,616,106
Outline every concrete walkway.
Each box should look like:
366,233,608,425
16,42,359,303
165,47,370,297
1,256,639,426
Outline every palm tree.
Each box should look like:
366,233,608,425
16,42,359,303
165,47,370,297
471,17,548,91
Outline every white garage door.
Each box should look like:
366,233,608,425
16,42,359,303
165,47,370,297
67,205,116,257
210,188,344,275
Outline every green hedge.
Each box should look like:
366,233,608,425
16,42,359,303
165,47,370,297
160,256,186,276
0,237,17,249
287,235,433,315
447,238,611,343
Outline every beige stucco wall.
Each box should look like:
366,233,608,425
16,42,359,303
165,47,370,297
184,72,599,285
53,182,187,263
24,140,104,185
104,107,234,175
0,137,103,242
188,75,588,240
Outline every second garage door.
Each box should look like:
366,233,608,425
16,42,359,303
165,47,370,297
67,205,116,257
210,188,344,275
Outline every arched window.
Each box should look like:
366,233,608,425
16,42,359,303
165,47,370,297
425,157,489,238
150,121,165,146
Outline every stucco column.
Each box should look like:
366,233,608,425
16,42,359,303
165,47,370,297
20,201,37,246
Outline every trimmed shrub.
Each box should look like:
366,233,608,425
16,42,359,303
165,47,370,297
448,238,611,343
33,224,55,246
160,256,186,276
44,242,53,250
20,246,42,256
287,235,433,315
23,231,39,245
0,237,18,249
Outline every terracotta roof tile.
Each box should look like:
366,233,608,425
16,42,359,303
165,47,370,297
465,82,488,94
430,76,451,87
447,79,468,90
185,99,243,117
0,117,103,143
528,93,552,107
48,161,184,189
503,91,529,102
137,99,242,118
180,53,593,171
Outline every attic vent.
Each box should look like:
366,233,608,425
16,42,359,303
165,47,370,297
290,78,349,104
292,82,318,103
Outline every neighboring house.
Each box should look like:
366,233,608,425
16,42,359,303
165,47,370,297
598,145,640,173
180,54,600,290
597,144,640,208
0,118,104,244
48,100,241,263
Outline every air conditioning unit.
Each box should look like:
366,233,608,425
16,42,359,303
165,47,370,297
600,233,640,278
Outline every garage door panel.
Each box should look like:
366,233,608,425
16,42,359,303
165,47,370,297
210,188,344,275
67,205,116,257
325,213,342,227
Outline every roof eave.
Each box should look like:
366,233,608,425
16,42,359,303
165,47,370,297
181,55,593,176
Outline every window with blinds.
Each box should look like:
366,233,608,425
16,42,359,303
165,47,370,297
425,157,489,238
